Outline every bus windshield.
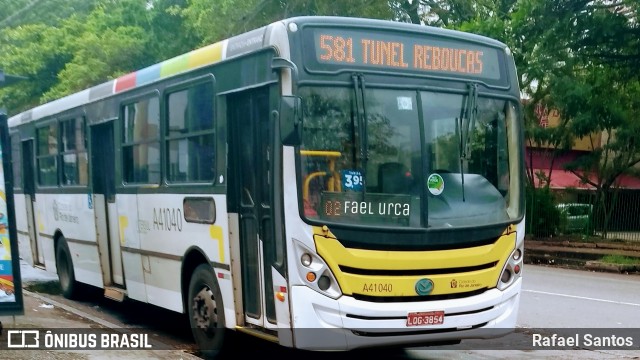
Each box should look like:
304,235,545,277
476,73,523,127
299,86,520,230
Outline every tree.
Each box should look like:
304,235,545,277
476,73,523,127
551,67,640,236
42,2,153,101
0,0,99,28
522,1,640,237
0,23,71,111
405,0,640,238
0,0,204,113
177,0,394,45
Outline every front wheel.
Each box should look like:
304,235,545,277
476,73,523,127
188,264,227,359
56,237,78,299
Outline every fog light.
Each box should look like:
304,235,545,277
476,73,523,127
514,264,521,274
501,270,511,283
318,275,331,291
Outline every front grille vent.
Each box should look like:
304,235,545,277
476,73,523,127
339,262,498,276
352,288,488,303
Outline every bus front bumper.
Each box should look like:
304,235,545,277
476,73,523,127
289,277,521,351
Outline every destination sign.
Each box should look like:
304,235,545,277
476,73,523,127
307,28,503,81
320,192,414,226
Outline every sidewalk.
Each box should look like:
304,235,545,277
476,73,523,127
524,239,640,274
0,261,202,360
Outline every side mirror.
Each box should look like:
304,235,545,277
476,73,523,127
280,95,303,146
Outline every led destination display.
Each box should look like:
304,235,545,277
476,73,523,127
320,192,415,226
308,28,504,81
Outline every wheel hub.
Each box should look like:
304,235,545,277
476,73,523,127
192,286,217,330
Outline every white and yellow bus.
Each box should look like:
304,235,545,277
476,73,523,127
8,16,525,358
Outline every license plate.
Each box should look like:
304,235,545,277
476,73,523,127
406,311,445,327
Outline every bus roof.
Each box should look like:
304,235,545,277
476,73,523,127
8,16,508,128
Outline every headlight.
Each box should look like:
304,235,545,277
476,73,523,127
497,246,523,291
293,238,342,299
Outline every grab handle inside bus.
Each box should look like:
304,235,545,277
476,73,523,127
279,95,303,145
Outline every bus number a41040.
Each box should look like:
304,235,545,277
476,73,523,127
153,208,183,232
362,283,393,293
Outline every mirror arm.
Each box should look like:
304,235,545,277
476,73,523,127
271,57,299,85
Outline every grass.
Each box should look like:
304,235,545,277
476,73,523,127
24,280,61,295
599,254,640,265
535,233,637,245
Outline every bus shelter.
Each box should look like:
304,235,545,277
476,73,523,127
0,69,25,319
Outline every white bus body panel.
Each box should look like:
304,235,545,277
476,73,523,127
117,193,230,313
116,193,146,303
36,193,103,288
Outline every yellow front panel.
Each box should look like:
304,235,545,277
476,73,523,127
315,230,515,297
342,269,499,296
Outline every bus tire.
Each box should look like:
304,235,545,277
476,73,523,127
56,237,78,299
188,264,226,359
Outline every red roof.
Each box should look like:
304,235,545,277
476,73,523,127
532,169,640,190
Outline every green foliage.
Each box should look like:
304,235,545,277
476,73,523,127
526,185,561,238
175,0,264,44
0,0,99,28
148,0,201,59
599,255,640,266
0,0,202,113
41,1,154,102
176,0,394,45
0,23,71,111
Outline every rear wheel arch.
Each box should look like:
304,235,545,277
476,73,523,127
183,250,228,359
181,247,211,313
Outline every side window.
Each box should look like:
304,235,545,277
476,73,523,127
122,96,160,184
36,123,58,186
10,134,22,190
60,117,88,186
166,81,215,183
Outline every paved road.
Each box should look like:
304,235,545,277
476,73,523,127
519,264,640,328
7,263,640,359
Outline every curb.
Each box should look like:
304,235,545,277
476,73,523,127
524,249,640,275
584,261,639,273
22,289,125,331
527,240,640,252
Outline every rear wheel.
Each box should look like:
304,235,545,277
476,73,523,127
188,264,227,359
56,237,78,299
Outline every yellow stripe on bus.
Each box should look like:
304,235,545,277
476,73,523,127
119,216,128,246
209,225,225,263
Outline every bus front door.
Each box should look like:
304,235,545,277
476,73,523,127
229,87,277,328
90,121,125,288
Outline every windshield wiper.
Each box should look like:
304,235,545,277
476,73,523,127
458,82,478,202
351,73,369,181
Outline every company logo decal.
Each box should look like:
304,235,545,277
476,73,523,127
415,278,434,296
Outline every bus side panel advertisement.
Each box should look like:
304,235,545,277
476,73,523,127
0,112,24,315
